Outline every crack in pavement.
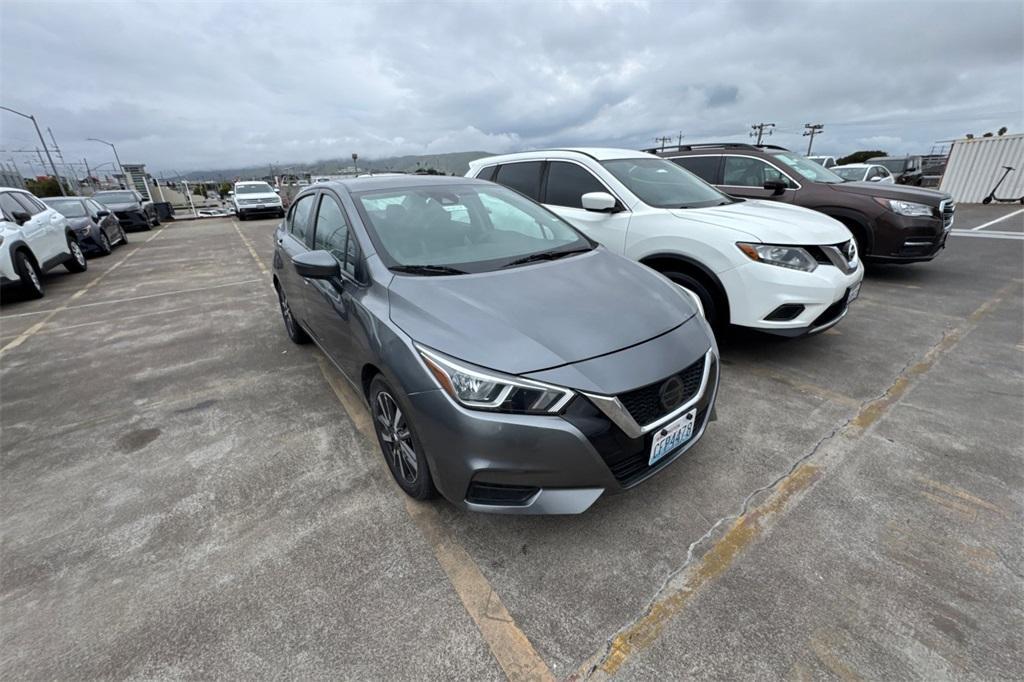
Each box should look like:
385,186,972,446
574,280,1017,680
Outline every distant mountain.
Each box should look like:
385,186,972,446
185,151,494,181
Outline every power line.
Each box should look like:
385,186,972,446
802,123,825,155
749,123,775,146
654,135,672,151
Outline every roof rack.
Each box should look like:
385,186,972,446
642,142,791,154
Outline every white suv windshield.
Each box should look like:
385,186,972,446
601,158,732,209
355,184,592,274
236,183,274,194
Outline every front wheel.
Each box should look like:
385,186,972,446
277,284,310,344
98,231,113,256
64,238,87,272
118,226,129,245
14,250,43,299
663,270,720,329
369,375,437,500
151,212,160,227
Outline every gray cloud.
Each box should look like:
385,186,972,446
1,0,1021,176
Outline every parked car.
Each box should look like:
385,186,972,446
467,148,863,336
658,144,954,263
868,155,925,185
807,155,837,169
42,196,128,255
273,175,719,513
92,189,159,230
233,181,284,220
831,164,895,184
0,187,87,298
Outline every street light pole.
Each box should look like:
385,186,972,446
0,105,67,195
87,138,126,189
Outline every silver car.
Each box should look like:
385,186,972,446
272,175,719,514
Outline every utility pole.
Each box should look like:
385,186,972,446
803,123,825,155
82,158,93,193
0,105,67,195
676,131,685,147
654,136,672,151
750,123,775,146
87,138,125,189
351,152,359,175
47,127,78,194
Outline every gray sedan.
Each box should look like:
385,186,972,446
42,196,127,255
272,175,719,514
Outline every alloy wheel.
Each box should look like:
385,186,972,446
26,263,41,291
71,242,85,266
374,391,418,483
278,288,296,334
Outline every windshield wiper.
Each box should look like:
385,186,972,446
390,264,468,276
502,247,591,268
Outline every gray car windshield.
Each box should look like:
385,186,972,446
236,183,274,194
601,158,732,208
770,153,845,183
833,167,867,182
95,191,137,203
44,199,87,217
356,184,592,273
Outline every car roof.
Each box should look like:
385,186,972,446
0,187,32,193
301,174,492,195
470,148,660,167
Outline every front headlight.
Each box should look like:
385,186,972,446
416,345,574,414
736,243,817,272
874,197,932,217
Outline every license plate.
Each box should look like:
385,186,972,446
649,409,696,466
256,203,266,209
849,281,861,302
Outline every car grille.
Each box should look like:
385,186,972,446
807,240,857,271
608,406,711,484
940,199,955,229
617,356,704,427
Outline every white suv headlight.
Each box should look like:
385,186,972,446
416,345,574,414
875,197,932,217
737,243,817,272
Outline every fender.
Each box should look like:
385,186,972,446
638,251,729,298
810,206,874,252
6,238,30,262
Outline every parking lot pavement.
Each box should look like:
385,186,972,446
1,206,1021,679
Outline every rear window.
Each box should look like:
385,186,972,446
494,161,543,201
475,165,497,182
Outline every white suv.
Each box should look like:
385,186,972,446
0,187,88,299
232,181,284,220
467,149,863,336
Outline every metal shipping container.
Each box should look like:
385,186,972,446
939,133,1024,203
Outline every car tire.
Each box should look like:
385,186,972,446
14,250,44,299
64,237,88,273
662,270,720,329
151,212,161,227
119,226,129,245
369,375,437,500
276,284,310,344
98,231,113,256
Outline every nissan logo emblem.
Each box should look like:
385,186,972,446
659,376,686,411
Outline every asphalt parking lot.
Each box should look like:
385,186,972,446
1,205,1021,679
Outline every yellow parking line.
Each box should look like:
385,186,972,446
232,220,268,274
0,227,164,355
315,355,554,682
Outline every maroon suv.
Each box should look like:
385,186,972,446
650,144,955,263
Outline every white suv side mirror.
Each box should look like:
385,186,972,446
581,191,616,212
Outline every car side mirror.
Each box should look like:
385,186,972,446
96,209,111,217
763,179,788,196
11,210,30,226
581,191,617,212
292,250,340,280
868,176,882,182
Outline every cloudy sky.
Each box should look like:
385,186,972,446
1,0,1021,176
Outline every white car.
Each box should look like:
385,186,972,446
232,181,284,221
467,149,864,336
0,187,88,299
831,163,895,184
807,155,837,169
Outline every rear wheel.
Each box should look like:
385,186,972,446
662,270,721,329
14,250,43,299
64,238,87,272
369,375,437,500
98,231,113,256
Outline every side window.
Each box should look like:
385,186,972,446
313,194,357,276
544,161,606,208
475,165,497,182
494,161,543,201
0,192,23,220
672,156,720,183
287,194,315,243
87,200,105,216
12,192,45,215
723,157,795,188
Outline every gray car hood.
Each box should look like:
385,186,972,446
388,248,697,375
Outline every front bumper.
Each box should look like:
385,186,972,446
718,258,864,335
237,204,285,218
406,350,720,514
866,211,951,263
